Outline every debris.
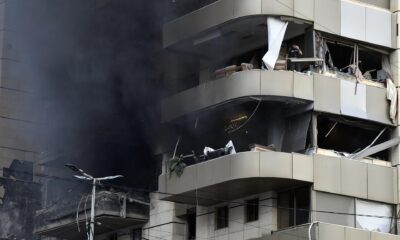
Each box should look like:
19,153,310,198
381,55,392,80
214,65,240,78
249,144,275,152
214,63,254,79
224,115,248,133
315,33,334,72
386,78,397,123
168,156,186,178
350,127,386,159
362,69,375,80
324,122,338,138
262,17,288,70
203,140,236,160
240,63,254,71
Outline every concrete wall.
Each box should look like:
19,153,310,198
160,152,398,207
0,1,42,239
164,0,393,48
161,70,392,125
147,192,278,240
159,151,314,205
314,154,398,204
196,191,277,240
142,193,187,240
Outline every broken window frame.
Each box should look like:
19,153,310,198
319,32,390,82
314,113,391,161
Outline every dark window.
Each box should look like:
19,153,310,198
108,233,118,240
132,229,142,240
215,206,229,229
245,198,259,222
187,208,196,240
278,187,310,229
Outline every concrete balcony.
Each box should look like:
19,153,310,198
164,0,393,51
159,151,313,205
158,152,398,206
161,70,393,125
34,191,149,239
258,222,400,240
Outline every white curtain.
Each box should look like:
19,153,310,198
262,17,288,70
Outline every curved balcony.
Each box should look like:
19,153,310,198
158,152,398,206
164,0,392,50
162,70,313,122
159,151,313,206
161,70,393,125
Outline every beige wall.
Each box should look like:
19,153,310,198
142,193,187,240
160,152,398,206
161,71,391,125
314,154,398,204
164,0,393,48
196,191,277,240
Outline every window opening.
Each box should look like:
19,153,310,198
215,206,229,229
317,115,390,160
187,208,196,240
278,187,310,229
245,198,259,222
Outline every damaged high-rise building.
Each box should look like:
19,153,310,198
8,0,400,239
148,0,400,240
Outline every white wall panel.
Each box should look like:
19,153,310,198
366,7,391,47
341,1,366,41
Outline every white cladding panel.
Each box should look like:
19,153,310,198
366,7,391,47
341,1,366,41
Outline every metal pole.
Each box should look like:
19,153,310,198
89,179,96,240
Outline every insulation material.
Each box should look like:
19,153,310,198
356,199,393,233
340,80,367,119
262,17,288,70
381,55,392,78
386,78,397,123
315,33,333,72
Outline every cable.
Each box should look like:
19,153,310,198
84,193,90,239
76,194,86,233
227,99,262,134
98,182,397,221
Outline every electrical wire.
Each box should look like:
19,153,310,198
227,99,262,134
98,182,397,220
76,194,86,233
84,193,90,239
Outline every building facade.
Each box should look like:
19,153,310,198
0,0,43,239
149,0,400,239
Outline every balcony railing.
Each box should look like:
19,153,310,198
35,191,149,239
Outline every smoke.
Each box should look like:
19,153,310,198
27,0,162,186
0,0,164,238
